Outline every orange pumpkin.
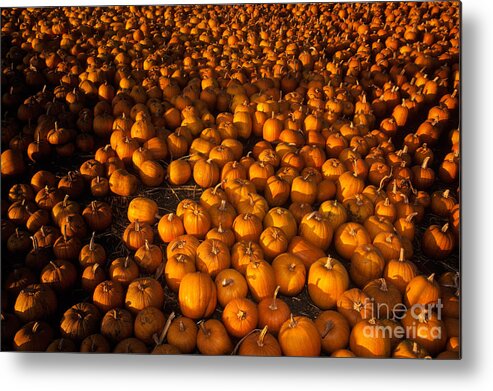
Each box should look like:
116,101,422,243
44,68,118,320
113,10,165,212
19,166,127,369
178,272,217,320
307,256,349,309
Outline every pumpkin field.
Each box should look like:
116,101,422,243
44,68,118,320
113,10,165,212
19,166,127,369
0,2,460,358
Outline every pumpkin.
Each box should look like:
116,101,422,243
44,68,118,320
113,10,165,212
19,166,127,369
182,204,211,239
167,159,192,186
393,340,430,359
383,248,418,293
404,273,441,307
79,232,106,267
278,315,321,357
299,211,333,250
197,319,233,355
307,256,349,309
196,239,231,277
257,286,291,335
158,213,185,243
209,200,237,229
80,334,111,353
166,234,200,261
330,349,356,358
14,321,53,352
1,149,26,177
46,338,77,353
128,197,158,225
363,278,402,319
334,222,371,259
401,308,447,356
60,302,101,341
238,326,282,356
109,169,139,196
350,244,385,288
314,310,350,354
52,195,80,226
231,240,264,274
215,268,248,308
422,223,455,259
337,288,374,327
53,235,82,260
349,318,391,358
178,272,217,319
164,253,196,292
40,260,77,292
82,201,112,232
134,240,162,274
263,207,298,241
236,193,269,220
287,236,326,270
125,277,164,314
319,200,348,231
113,338,148,354
122,220,154,251
200,184,227,209
166,316,198,354
232,213,263,242
14,283,58,322
245,260,277,302
193,158,220,188
272,253,306,296
134,306,166,344
264,175,291,207
81,264,106,292
139,159,165,187
93,280,125,312
259,226,289,261
100,308,134,343
222,297,258,338
336,170,365,202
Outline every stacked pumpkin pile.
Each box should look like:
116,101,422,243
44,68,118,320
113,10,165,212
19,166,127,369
1,2,459,357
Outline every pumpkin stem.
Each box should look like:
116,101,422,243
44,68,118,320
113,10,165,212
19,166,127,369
167,213,174,222
269,286,281,311
288,313,297,328
198,320,210,337
398,247,405,262
441,223,449,233
324,257,334,270
237,310,247,320
321,320,334,339
155,311,176,346
222,278,234,287
89,232,96,251
257,325,269,347
379,278,388,292
406,212,418,222
144,239,150,251
427,273,435,283
443,189,450,198
421,156,431,170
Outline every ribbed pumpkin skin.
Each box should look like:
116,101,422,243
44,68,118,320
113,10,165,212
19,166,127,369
178,272,217,320
278,316,321,357
307,257,349,310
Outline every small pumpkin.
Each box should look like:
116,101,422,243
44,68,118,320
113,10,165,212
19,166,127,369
271,253,306,296
178,272,217,320
214,268,248,308
222,297,258,338
196,319,233,355
349,318,391,358
238,326,282,356
278,315,321,357
314,310,350,355
307,256,349,310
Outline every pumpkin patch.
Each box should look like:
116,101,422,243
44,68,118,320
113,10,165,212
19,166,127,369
1,2,460,358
